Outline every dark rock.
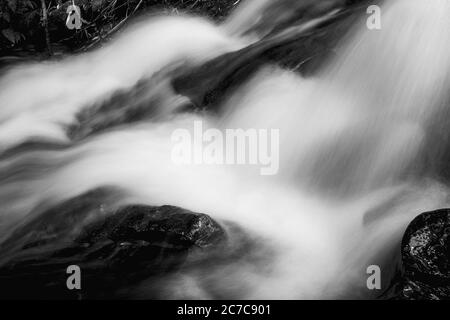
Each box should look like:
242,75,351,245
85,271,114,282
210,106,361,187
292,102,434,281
67,70,191,141
238,0,347,38
173,1,374,109
65,0,374,138
78,204,225,249
383,209,450,300
0,188,226,299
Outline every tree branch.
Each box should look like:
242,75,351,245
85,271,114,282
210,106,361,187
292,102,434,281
40,0,53,56
82,0,144,52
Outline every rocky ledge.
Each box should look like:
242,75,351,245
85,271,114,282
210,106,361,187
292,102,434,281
384,209,450,300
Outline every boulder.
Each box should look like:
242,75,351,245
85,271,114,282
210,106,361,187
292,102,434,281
383,209,450,300
0,188,226,299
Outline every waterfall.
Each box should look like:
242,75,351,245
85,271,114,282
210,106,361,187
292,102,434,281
0,0,449,299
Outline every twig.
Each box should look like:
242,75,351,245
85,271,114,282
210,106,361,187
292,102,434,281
40,0,53,56
82,0,144,51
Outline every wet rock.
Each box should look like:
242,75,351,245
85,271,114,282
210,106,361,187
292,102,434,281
65,0,374,133
234,0,347,38
78,204,225,250
173,1,373,109
0,189,225,299
384,209,450,300
67,69,191,141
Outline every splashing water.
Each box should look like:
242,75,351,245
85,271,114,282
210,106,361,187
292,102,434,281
0,16,244,150
1,0,450,299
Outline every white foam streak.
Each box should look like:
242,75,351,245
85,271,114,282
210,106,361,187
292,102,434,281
0,16,244,150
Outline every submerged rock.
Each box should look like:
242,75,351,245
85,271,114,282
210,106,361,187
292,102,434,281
0,189,225,299
384,209,450,300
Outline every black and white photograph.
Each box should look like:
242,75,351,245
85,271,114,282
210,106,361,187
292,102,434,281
0,0,449,309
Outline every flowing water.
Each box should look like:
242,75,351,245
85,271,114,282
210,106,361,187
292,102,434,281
0,0,450,299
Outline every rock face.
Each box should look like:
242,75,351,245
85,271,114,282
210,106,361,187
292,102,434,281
384,209,450,300
0,189,226,299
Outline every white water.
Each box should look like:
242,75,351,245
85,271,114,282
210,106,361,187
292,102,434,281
0,16,244,150
1,0,450,299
